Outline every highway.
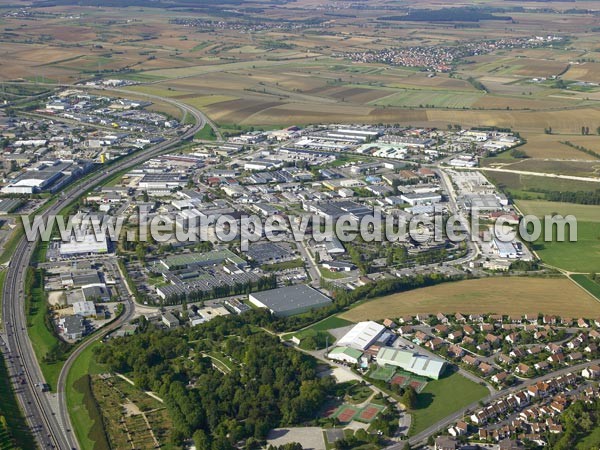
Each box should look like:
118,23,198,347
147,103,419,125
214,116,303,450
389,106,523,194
0,88,211,449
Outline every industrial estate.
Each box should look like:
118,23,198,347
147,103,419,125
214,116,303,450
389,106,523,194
0,1,598,450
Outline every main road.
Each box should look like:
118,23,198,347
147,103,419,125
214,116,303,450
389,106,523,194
0,86,213,449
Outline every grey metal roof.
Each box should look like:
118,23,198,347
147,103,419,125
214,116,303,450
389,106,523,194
250,285,331,314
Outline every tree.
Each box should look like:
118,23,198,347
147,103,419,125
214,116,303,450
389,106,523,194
194,429,211,450
402,386,417,409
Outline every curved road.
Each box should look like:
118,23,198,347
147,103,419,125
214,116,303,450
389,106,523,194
0,87,212,449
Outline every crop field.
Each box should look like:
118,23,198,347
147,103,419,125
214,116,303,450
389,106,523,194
563,62,600,83
514,133,600,159
372,90,483,108
571,275,600,301
532,221,600,273
485,171,600,196
516,201,600,223
340,277,600,321
497,159,600,177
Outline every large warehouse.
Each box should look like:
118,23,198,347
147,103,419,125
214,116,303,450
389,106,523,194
248,285,332,317
376,347,446,380
336,321,386,351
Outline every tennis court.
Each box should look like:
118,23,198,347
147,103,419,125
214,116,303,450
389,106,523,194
357,404,386,422
368,366,395,382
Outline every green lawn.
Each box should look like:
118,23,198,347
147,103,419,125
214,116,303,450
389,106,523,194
66,341,108,450
321,268,349,279
409,371,489,436
0,223,23,265
261,259,304,272
571,274,600,301
0,354,36,449
307,316,353,332
533,221,600,273
193,123,217,141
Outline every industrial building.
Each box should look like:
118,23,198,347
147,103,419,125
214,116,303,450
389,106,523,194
159,248,246,270
376,347,446,380
73,300,97,318
59,234,109,258
337,321,386,351
400,192,442,206
327,346,363,365
248,285,332,317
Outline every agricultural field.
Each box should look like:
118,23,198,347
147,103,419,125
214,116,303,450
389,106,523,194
571,275,600,301
532,221,600,273
339,277,600,321
485,171,600,198
516,201,600,223
517,201,600,273
506,133,600,160
494,159,600,178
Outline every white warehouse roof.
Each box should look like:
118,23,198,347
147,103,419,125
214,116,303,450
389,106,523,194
337,321,386,351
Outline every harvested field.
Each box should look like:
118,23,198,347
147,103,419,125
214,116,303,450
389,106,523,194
563,62,600,83
340,277,600,321
516,133,600,159
485,170,600,194
498,159,600,177
516,201,600,223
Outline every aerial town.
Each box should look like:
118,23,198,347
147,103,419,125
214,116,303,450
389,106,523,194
0,1,598,450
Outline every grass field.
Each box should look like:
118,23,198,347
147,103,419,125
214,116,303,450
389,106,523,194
321,268,349,279
532,221,600,273
340,277,600,321
66,341,108,450
571,275,600,301
409,371,489,436
304,316,353,332
193,123,217,141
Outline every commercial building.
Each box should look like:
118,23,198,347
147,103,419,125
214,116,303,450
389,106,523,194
248,285,332,317
337,321,386,351
62,315,85,340
59,234,109,258
400,192,442,206
376,347,446,380
73,300,97,318
328,346,363,365
160,248,246,270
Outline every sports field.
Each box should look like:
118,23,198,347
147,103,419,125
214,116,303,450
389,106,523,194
328,403,386,424
340,277,600,321
409,372,489,436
